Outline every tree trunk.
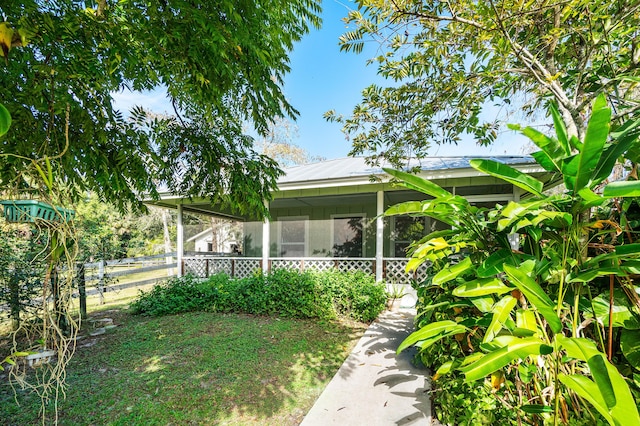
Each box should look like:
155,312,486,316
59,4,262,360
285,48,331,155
9,275,20,331
558,102,583,141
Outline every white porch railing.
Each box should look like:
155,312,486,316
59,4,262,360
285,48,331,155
182,256,430,284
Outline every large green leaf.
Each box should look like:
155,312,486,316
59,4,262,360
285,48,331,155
470,159,544,197
572,94,611,192
460,337,552,382
503,264,562,333
452,278,512,297
614,243,640,256
531,150,558,172
383,168,452,198
592,132,638,186
558,336,640,425
559,374,616,425
384,201,424,216
477,248,530,277
0,103,10,136
483,295,518,343
588,354,617,409
620,329,640,368
522,126,565,172
496,200,555,232
567,267,626,283
577,188,608,210
397,320,468,354
432,256,473,285
603,181,640,198
470,296,496,313
516,309,538,334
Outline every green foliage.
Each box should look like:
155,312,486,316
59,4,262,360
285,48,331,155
131,269,386,323
390,99,640,425
0,221,45,328
328,0,640,168
314,269,387,322
75,196,174,261
0,0,321,214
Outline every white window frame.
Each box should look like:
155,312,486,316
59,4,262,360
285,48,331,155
277,216,308,257
330,213,366,257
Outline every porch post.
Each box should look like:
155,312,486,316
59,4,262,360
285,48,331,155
376,190,384,282
177,203,184,277
262,201,270,274
509,187,522,250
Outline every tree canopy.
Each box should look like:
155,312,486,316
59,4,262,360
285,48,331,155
0,0,321,215
327,0,640,167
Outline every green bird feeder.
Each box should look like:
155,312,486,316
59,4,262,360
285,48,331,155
0,200,75,223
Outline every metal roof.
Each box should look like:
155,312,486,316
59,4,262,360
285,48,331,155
279,156,536,184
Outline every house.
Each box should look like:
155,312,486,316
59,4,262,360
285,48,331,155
186,226,239,254
148,156,551,290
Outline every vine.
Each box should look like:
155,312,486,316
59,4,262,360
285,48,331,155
1,102,81,425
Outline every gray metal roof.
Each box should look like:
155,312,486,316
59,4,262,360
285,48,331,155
279,156,536,184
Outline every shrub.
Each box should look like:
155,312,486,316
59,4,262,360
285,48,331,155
313,270,386,322
131,269,386,322
130,274,219,316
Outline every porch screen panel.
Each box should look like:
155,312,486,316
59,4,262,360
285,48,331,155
332,216,364,257
280,218,306,257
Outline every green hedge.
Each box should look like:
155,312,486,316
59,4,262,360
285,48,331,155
131,269,386,322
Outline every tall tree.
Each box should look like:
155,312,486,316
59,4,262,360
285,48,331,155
0,0,321,215
254,116,324,166
327,0,640,167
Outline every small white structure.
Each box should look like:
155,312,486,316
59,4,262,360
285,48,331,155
187,226,239,254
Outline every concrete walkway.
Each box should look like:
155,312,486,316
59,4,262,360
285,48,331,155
301,310,434,426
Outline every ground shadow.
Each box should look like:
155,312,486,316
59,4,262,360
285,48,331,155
0,309,367,425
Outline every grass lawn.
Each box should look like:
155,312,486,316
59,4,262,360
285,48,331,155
0,309,367,425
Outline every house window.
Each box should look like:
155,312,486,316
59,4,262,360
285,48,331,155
332,215,365,257
391,216,427,257
279,217,307,257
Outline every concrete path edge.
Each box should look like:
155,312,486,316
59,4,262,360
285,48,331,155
301,310,434,425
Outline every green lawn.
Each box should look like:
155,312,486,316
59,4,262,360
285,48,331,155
0,310,367,425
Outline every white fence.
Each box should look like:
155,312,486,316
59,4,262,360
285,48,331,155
82,252,177,296
182,256,429,284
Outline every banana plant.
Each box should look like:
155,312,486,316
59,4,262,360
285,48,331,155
389,95,640,425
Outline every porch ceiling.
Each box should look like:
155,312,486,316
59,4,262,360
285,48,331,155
147,197,251,221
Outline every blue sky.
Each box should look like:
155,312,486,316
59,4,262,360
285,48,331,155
113,0,532,160
284,0,532,159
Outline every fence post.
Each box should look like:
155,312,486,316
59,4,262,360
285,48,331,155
76,262,87,320
98,259,106,305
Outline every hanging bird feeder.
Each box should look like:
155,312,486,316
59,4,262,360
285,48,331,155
0,199,75,223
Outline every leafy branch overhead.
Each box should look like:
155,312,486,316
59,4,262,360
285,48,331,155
0,0,321,214
328,0,640,168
